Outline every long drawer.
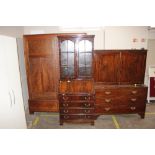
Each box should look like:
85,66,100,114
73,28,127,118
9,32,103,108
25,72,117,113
95,104,146,114
95,96,146,106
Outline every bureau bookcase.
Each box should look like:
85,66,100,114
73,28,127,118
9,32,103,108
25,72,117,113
24,34,148,125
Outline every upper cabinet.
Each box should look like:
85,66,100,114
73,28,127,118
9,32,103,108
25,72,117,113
58,35,94,80
93,50,147,84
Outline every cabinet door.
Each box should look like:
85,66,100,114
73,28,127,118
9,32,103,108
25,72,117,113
0,36,27,128
93,51,120,84
60,40,75,79
120,51,147,84
25,36,59,99
78,40,93,78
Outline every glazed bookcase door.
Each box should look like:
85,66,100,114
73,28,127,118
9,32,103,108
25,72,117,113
60,40,75,79
77,39,93,78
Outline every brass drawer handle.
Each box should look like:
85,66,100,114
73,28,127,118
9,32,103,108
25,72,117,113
130,106,136,110
63,109,68,113
131,90,137,94
63,103,68,107
105,91,111,95
63,96,69,100
84,110,91,113
105,107,110,111
64,115,69,119
85,115,91,119
84,96,91,100
105,99,111,103
130,98,137,102
84,103,91,107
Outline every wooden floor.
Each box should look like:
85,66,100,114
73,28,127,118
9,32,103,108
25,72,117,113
26,103,155,129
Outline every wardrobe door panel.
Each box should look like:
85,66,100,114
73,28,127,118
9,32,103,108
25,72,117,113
120,51,147,84
93,51,120,84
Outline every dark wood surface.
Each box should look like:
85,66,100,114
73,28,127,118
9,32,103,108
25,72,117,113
95,84,147,118
93,50,147,84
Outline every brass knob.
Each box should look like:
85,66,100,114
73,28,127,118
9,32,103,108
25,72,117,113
64,109,68,113
130,98,137,102
130,106,136,110
84,103,91,107
63,103,68,107
84,110,90,113
85,96,90,100
105,99,111,103
131,90,137,94
63,96,69,100
64,115,69,119
105,107,110,111
105,91,111,95
67,80,71,83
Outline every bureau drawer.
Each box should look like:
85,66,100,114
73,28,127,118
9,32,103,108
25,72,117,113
60,108,94,114
59,101,94,108
95,104,145,114
59,94,95,101
60,114,94,120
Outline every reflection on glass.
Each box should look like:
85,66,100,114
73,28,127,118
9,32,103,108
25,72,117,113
68,53,74,66
61,53,67,65
78,40,92,52
61,40,74,52
79,67,91,76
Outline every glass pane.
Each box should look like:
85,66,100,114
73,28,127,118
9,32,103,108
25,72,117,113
61,53,67,66
61,40,74,52
78,40,92,52
79,67,85,76
68,67,74,77
85,67,91,76
79,53,85,66
61,67,68,78
85,53,92,66
68,53,74,66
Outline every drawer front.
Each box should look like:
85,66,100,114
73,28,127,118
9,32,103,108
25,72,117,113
95,104,145,114
60,114,94,120
59,94,95,101
59,101,94,108
60,108,94,114
119,87,147,97
95,89,118,98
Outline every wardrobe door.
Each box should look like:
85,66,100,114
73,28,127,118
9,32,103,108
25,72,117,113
120,51,147,84
24,35,59,113
93,51,120,84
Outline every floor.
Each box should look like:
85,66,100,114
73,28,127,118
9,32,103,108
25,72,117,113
26,103,155,129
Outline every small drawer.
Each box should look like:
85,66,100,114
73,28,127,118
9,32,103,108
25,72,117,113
59,94,95,101
95,89,118,98
59,101,95,108
60,108,94,114
60,114,94,120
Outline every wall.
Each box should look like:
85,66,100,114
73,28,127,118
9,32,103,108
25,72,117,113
104,26,148,49
0,26,24,38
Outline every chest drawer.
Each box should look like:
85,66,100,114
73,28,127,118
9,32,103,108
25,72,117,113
60,108,94,114
95,104,145,114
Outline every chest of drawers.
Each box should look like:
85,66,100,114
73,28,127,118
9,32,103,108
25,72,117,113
59,93,95,125
95,85,147,118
